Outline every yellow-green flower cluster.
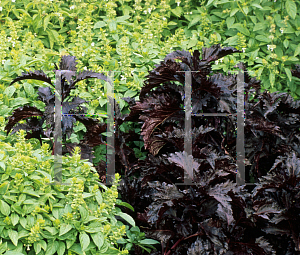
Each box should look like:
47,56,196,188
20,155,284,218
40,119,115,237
67,177,86,210
26,219,46,244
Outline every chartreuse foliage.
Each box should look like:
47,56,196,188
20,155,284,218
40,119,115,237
172,0,300,100
0,0,201,121
0,0,201,167
0,128,159,254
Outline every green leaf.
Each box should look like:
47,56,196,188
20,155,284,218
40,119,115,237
69,243,84,255
295,86,300,96
80,92,93,99
230,8,239,17
0,182,9,195
0,105,11,116
242,6,249,15
249,16,257,24
139,239,160,245
223,35,239,45
294,44,300,57
45,241,59,255
91,232,104,250
188,16,201,29
95,190,103,205
23,187,40,197
287,56,299,61
124,90,137,98
4,251,24,255
168,21,177,26
79,206,88,221
286,0,297,19
0,242,7,253
98,98,107,107
57,242,66,255
59,223,73,236
8,229,18,246
23,82,34,96
79,232,90,251
44,227,58,236
4,59,11,71
12,9,20,18
44,14,51,31
116,15,130,22
285,67,292,82
275,47,283,58
253,22,267,31
17,8,29,17
251,3,263,9
206,0,215,6
171,7,182,17
290,80,297,92
46,30,55,49
226,17,235,28
108,20,117,32
34,242,42,254
116,212,135,227
116,201,134,211
230,23,250,36
51,29,60,40
94,21,106,29
11,213,19,226
4,86,16,98
283,39,289,49
255,35,271,43
20,217,27,228
0,162,5,171
0,200,10,216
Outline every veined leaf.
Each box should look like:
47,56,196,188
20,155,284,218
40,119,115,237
188,16,201,29
4,86,16,98
46,30,55,49
79,232,90,251
294,44,300,57
256,35,271,42
171,6,182,17
50,29,60,40
23,82,35,96
285,67,292,82
286,0,297,19
230,8,239,16
59,224,73,236
116,212,135,227
253,22,267,31
206,0,215,6
57,242,65,255
226,17,235,29
0,200,10,216
230,23,250,36
251,3,263,9
44,14,51,31
94,21,106,29
91,232,104,250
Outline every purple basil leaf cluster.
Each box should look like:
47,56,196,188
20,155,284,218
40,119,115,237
101,44,300,254
5,55,110,160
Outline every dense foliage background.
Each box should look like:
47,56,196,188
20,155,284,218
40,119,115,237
1,0,300,254
1,0,300,166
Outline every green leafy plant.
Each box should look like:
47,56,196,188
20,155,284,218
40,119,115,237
0,129,159,254
166,0,300,100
